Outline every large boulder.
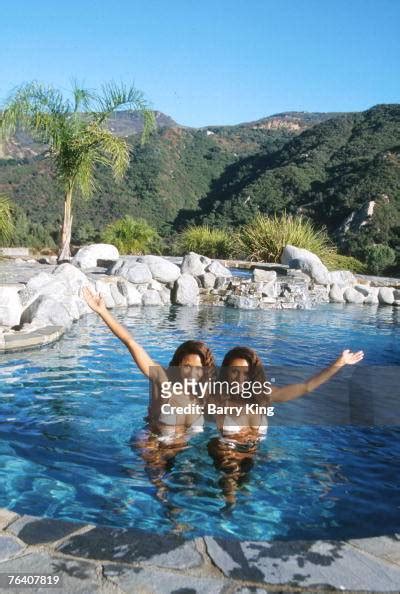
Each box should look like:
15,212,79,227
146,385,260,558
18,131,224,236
172,274,199,305
94,279,115,308
109,260,152,284
110,283,128,307
52,262,93,293
289,257,330,285
142,289,162,306
58,294,82,321
181,252,211,276
343,287,365,304
159,287,171,305
198,272,216,289
281,245,329,285
116,280,142,306
328,270,356,287
354,285,370,297
378,287,394,305
0,286,23,326
364,287,379,305
26,271,54,291
253,269,277,282
329,284,345,303
20,295,73,329
215,276,229,289
137,255,181,284
281,245,322,266
25,274,70,301
148,279,164,291
205,260,232,277
23,268,95,317
71,244,119,269
260,280,277,298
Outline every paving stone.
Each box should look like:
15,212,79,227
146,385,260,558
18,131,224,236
3,325,65,352
232,586,290,594
7,515,84,545
0,534,25,561
0,551,104,594
204,537,400,591
0,508,19,530
104,564,227,593
57,527,202,569
348,534,400,560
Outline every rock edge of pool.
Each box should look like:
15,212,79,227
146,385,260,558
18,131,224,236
1,506,400,593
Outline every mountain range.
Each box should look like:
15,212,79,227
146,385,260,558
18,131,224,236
0,105,398,264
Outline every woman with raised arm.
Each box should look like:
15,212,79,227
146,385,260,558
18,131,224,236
82,285,216,513
81,286,216,441
208,345,364,506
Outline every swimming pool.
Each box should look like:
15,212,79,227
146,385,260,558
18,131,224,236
0,304,399,541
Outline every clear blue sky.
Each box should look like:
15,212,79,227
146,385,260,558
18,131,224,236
2,0,399,127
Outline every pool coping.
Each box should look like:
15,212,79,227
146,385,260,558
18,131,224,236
1,507,400,593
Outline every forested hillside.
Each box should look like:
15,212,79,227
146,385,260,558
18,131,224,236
178,104,400,260
0,106,398,265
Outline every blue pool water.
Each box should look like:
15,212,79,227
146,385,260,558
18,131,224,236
0,303,399,540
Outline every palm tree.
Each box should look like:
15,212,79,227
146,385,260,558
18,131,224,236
0,81,156,262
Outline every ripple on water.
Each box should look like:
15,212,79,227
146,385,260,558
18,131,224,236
0,303,399,540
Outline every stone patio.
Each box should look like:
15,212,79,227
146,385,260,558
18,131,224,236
1,508,400,593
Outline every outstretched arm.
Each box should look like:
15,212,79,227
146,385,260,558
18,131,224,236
271,349,364,403
81,286,159,378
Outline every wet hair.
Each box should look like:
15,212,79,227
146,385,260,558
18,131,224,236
169,340,216,370
218,345,271,404
167,340,217,395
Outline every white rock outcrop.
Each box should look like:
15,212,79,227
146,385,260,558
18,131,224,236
72,244,119,269
137,255,181,284
205,261,232,277
172,274,200,305
281,245,330,285
181,252,211,276
0,286,23,326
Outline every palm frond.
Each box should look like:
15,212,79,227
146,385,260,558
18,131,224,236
92,82,156,139
66,123,130,197
0,81,69,148
70,81,95,113
94,81,147,115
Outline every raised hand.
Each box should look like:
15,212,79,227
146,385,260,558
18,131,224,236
335,349,364,367
81,286,106,314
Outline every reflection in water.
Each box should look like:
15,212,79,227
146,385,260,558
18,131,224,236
126,429,190,533
207,436,257,508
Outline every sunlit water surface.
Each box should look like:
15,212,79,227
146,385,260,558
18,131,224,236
1,303,399,540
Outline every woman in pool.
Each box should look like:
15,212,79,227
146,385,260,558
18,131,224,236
81,286,216,442
208,345,364,505
82,286,216,514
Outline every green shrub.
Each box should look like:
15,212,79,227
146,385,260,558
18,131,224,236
0,194,15,245
177,225,237,258
324,253,367,274
101,215,162,255
238,212,336,263
364,244,396,275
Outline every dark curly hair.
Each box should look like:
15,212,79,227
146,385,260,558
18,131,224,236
218,345,271,405
168,340,216,389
